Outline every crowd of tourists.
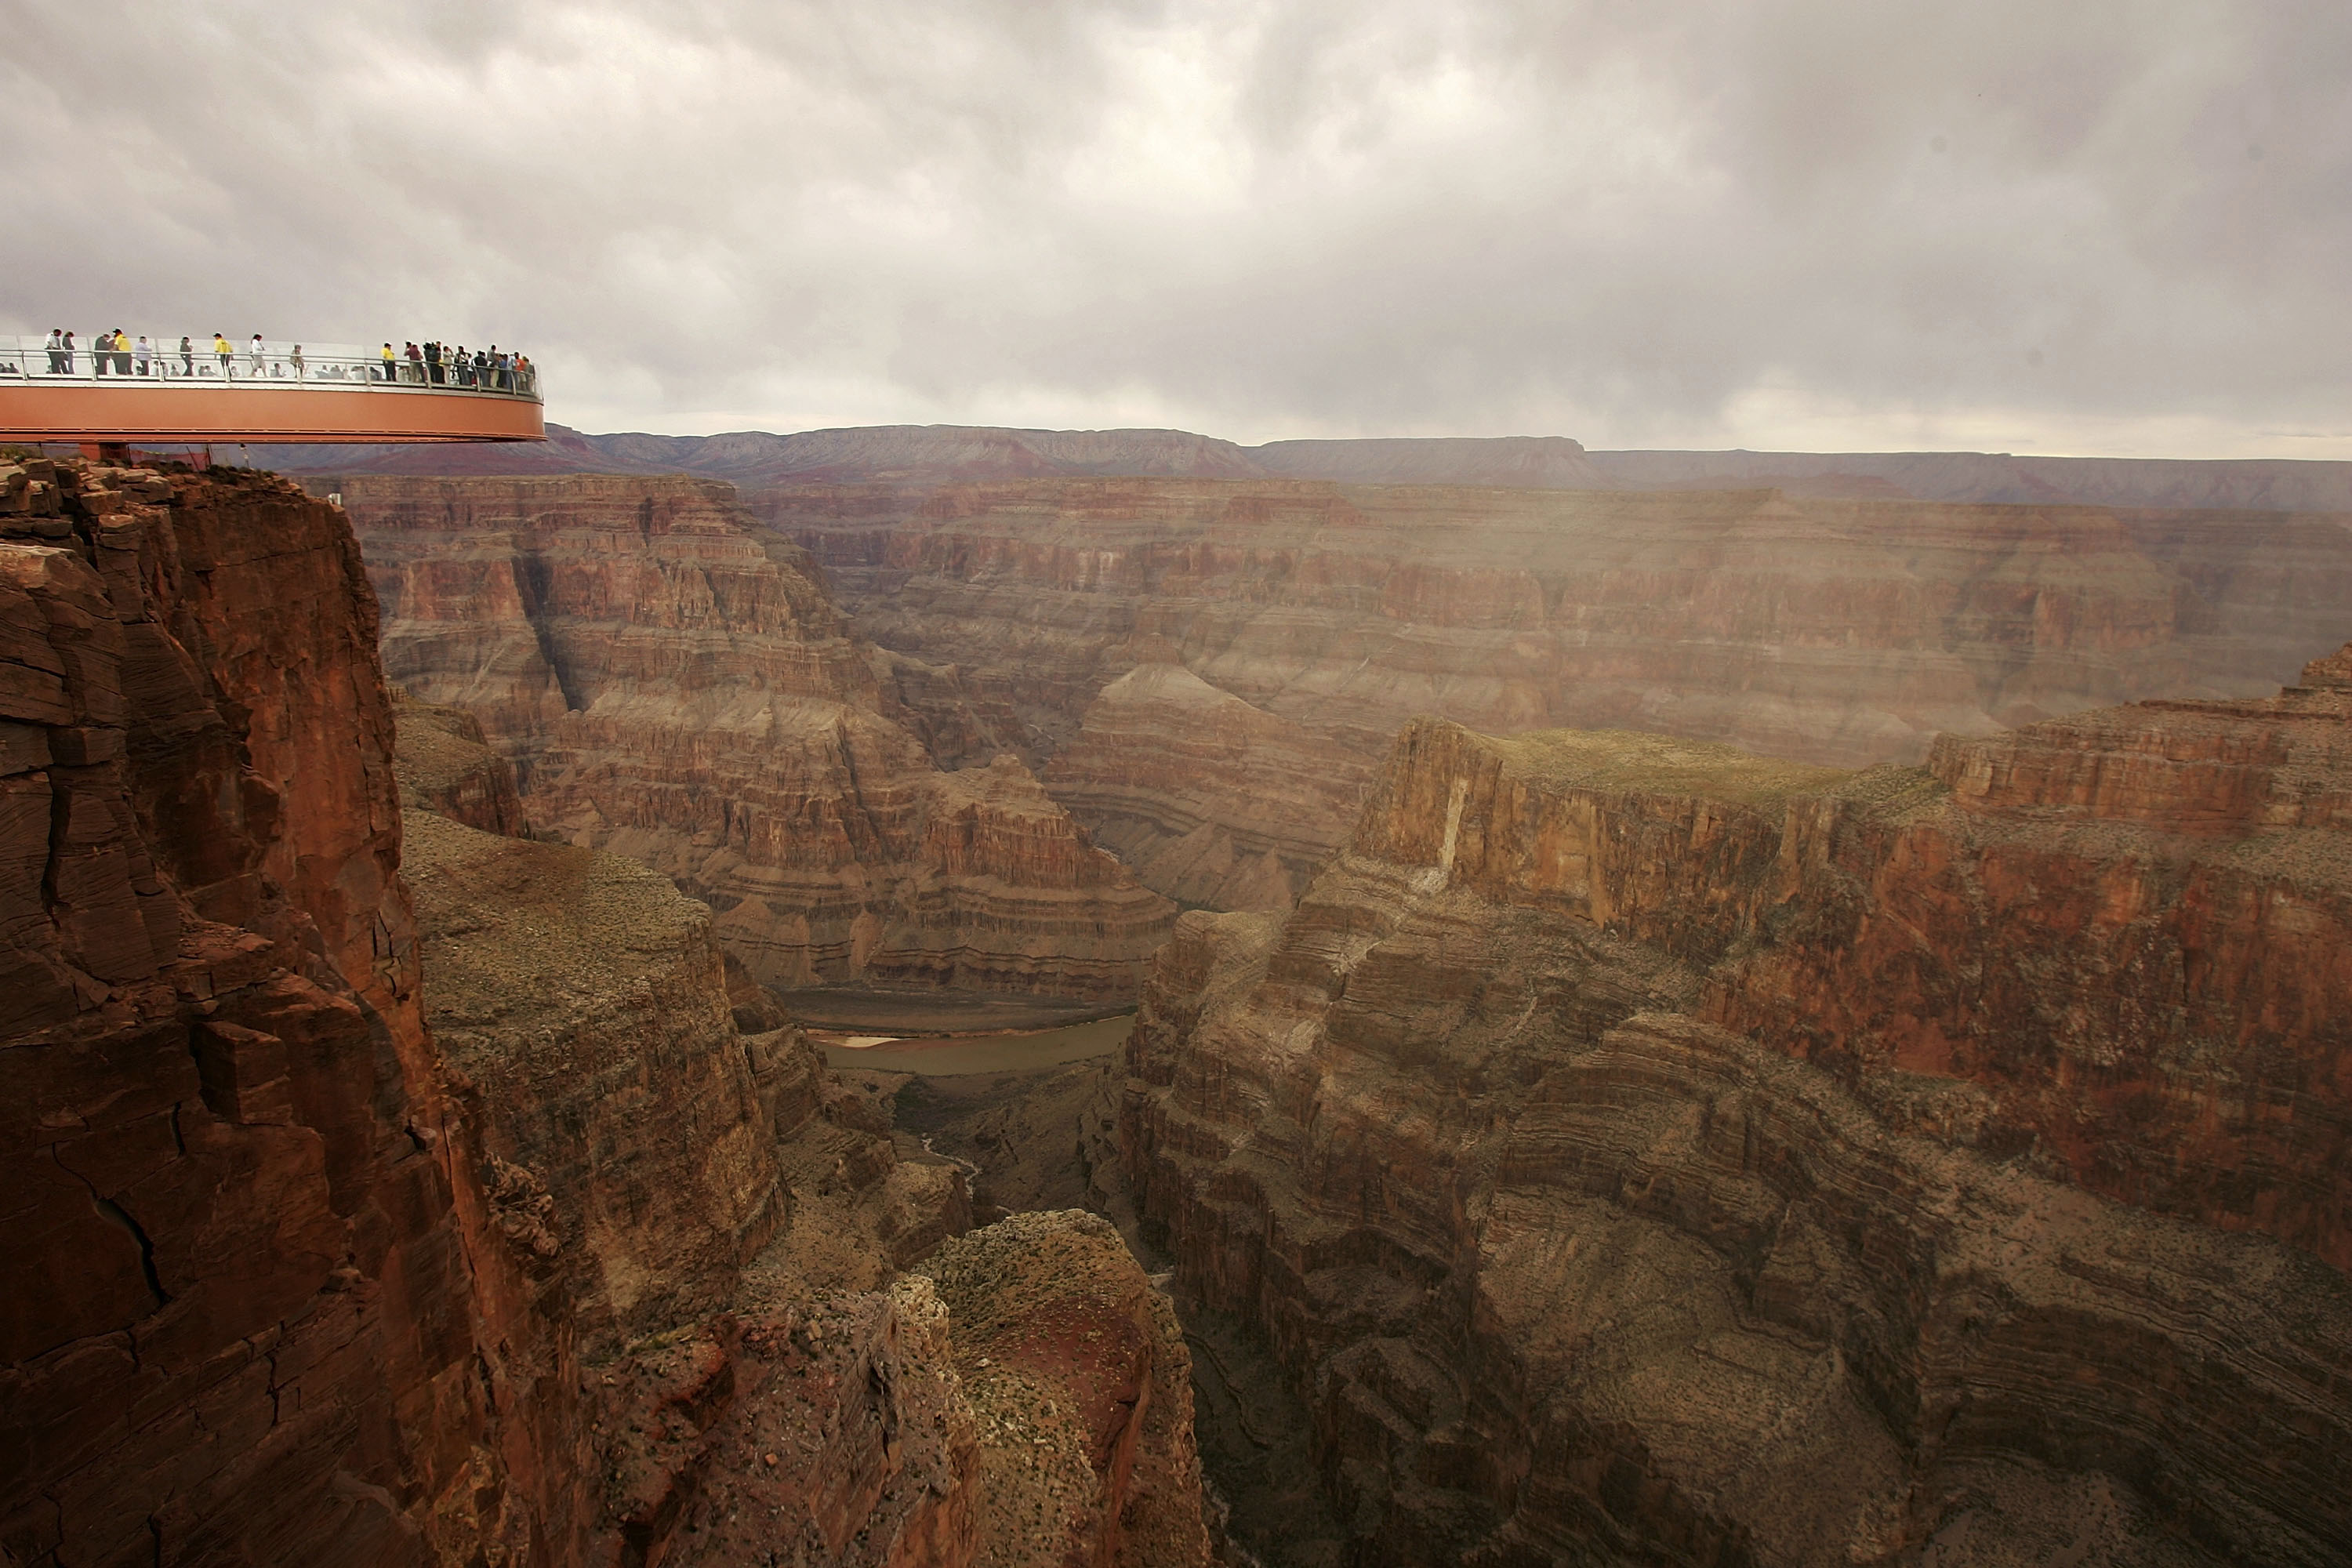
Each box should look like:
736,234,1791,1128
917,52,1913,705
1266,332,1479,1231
379,339,534,393
17,328,535,396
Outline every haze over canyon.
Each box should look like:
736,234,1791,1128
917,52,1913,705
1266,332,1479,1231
6,428,2352,1566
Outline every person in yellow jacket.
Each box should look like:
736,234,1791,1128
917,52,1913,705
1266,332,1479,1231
213,333,232,375
381,343,397,383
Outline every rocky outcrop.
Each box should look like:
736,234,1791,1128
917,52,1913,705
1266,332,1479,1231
766,477,2352,914
341,473,1174,998
920,1211,1212,1568
2301,641,2352,689
396,798,987,1565
0,460,546,1564
1123,662,2352,1564
405,812,790,1353
392,688,529,835
389,677,1212,1564
588,1212,1212,1568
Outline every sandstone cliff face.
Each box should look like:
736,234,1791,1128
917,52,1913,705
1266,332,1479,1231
341,474,1174,999
405,813,788,1355
395,800,977,1565
768,477,2352,910
387,698,1212,1565
0,461,536,1566
1123,666,2352,1564
2,460,1212,1568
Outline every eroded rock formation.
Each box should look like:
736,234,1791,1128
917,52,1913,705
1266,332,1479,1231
918,1210,1213,1568
341,473,1174,998
383,608,1214,1563
1040,663,1367,909
392,688,529,836
398,797,982,1564
0,459,545,1563
1123,662,2352,1564
406,813,793,1352
767,477,2352,914
2,459,1212,1567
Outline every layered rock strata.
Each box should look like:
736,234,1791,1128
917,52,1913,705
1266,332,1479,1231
0,461,554,1563
1581,447,2352,512
405,813,793,1353
1040,664,1370,909
256,425,2352,514
3,459,1213,1566
1123,663,2352,1563
768,479,2352,911
341,473,1174,997
260,424,1269,486
397,800,983,1563
388,684,1213,1564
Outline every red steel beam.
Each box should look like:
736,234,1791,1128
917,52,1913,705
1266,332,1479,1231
0,382,545,444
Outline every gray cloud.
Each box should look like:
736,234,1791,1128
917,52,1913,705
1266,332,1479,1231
5,0,2347,455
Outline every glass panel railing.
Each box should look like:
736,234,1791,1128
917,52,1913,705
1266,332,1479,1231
0,336,540,401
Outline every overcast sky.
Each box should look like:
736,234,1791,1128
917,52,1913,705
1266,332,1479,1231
6,1,2347,456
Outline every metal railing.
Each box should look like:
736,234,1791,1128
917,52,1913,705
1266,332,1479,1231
0,336,541,400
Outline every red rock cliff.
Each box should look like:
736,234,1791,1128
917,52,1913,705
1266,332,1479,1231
1123,657,2352,1564
1,459,1214,1566
0,460,554,1563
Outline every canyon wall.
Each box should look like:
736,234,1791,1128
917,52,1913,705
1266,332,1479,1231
765,477,2352,908
394,792,978,1566
2,458,1210,1566
0,460,550,1564
1038,663,1366,910
1122,657,2352,1564
339,473,1174,998
392,690,529,836
388,660,1214,1563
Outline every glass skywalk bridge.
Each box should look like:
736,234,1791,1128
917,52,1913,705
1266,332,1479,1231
0,336,545,447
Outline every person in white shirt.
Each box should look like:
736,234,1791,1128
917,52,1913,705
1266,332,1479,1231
249,335,265,377
135,336,153,376
45,329,64,374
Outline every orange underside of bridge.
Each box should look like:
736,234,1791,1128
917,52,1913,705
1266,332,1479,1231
0,382,545,443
